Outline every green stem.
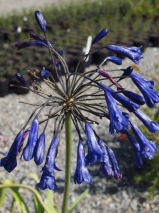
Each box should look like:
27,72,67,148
62,113,72,213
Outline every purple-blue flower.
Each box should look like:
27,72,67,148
74,141,92,184
85,122,104,165
34,133,45,165
92,28,108,44
107,147,122,179
39,69,51,78
98,139,115,177
0,130,24,172
122,90,145,105
131,123,157,159
130,72,159,107
23,116,39,161
36,171,57,190
36,136,60,190
99,83,140,112
16,73,27,86
106,56,122,65
30,32,52,47
34,11,46,33
15,41,46,50
133,110,159,133
106,45,144,64
125,131,143,167
104,90,130,134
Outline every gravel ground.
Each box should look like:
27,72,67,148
0,47,159,213
0,0,67,17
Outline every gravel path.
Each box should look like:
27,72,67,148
0,47,159,213
0,0,68,17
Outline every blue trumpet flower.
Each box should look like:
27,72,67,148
23,116,39,161
107,147,122,179
74,141,92,184
131,123,157,159
35,10,46,33
104,90,130,134
34,133,45,165
122,90,145,105
0,130,24,172
106,45,144,64
133,110,159,133
85,122,104,165
130,72,159,107
125,131,143,168
39,69,51,78
99,83,140,112
36,136,60,190
15,41,46,50
16,73,27,86
98,139,115,177
92,28,108,44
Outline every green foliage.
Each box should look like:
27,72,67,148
0,173,57,213
0,173,89,212
134,85,159,199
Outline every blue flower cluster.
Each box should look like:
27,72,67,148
0,10,159,191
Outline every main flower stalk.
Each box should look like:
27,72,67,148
62,113,72,213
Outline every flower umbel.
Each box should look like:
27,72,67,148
1,10,159,192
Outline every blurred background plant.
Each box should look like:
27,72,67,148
0,0,159,95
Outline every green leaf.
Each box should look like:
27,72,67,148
33,194,44,213
27,173,39,183
9,187,30,213
68,189,89,213
45,189,57,213
0,187,7,207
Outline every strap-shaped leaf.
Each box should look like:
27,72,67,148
33,194,44,213
0,188,7,207
68,189,89,213
9,187,30,213
45,190,57,213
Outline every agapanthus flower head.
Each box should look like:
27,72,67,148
106,45,144,64
2,10,159,191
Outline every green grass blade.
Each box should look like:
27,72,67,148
0,188,7,207
45,189,57,213
33,194,44,213
9,187,30,213
68,189,89,213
